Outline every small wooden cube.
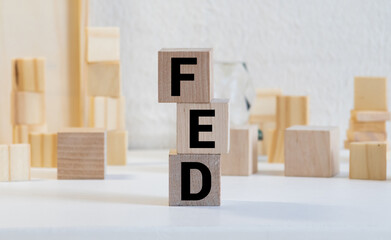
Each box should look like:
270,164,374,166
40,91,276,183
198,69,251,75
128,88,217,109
158,48,213,103
14,91,45,125
9,144,31,181
57,128,106,180
285,126,339,177
88,96,119,130
12,58,45,92
86,27,120,62
351,110,391,122
177,99,229,154
0,145,9,182
169,151,220,206
350,142,386,180
354,77,387,111
29,132,43,167
107,130,127,166
43,133,57,168
88,62,121,97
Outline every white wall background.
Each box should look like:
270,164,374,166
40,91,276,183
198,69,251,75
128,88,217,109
90,0,391,149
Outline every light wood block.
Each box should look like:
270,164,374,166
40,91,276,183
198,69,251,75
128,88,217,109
57,128,106,180
276,96,309,130
9,144,30,181
107,130,127,166
86,27,120,63
354,77,387,111
268,129,284,163
285,126,339,177
346,130,387,141
88,62,121,97
250,125,258,173
250,88,282,116
13,125,29,144
106,97,118,130
43,133,57,168
89,96,119,130
12,58,45,92
0,145,9,182
158,48,213,103
177,99,229,154
169,151,220,206
350,142,386,180
29,133,43,167
262,124,276,155
117,96,126,130
14,91,45,125
351,110,391,122
349,120,386,132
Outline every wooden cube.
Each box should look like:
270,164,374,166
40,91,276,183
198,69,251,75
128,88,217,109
351,110,391,122
86,27,120,62
276,96,309,130
9,144,31,181
0,145,9,182
346,130,386,141
107,130,127,166
169,151,220,206
350,142,386,180
57,128,106,180
177,99,229,154
354,77,387,111
12,58,45,92
14,91,45,125
88,96,120,130
349,120,386,132
29,132,43,167
158,48,213,103
88,62,121,97
285,126,339,177
43,133,57,168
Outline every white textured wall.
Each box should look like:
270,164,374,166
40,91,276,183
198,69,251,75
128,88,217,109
90,0,391,149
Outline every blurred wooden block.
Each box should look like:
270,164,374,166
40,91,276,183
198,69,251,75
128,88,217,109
350,142,386,180
262,125,276,155
28,124,48,133
250,88,282,117
177,99,229,154
354,77,387,111
13,125,29,144
250,125,258,173
29,133,43,167
346,130,387,141
89,96,119,130
276,96,309,130
351,110,391,122
107,130,127,166
117,96,126,130
57,128,106,179
106,97,118,130
169,151,220,206
158,48,213,103
14,91,45,125
88,62,121,97
43,133,57,168
0,145,9,182
268,129,284,163
349,120,386,132
285,126,339,177
9,144,30,181
86,27,120,62
12,58,45,92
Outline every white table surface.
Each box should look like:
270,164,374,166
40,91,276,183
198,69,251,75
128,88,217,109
1,149,391,239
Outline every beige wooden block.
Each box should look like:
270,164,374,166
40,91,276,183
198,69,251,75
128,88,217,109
86,27,120,62
158,48,213,103
177,99,229,154
350,142,386,180
12,58,45,92
0,145,9,182
261,122,276,155
276,96,309,130
43,133,57,168
29,133,43,167
13,125,29,144
346,130,387,141
349,120,386,132
14,91,45,125
268,129,285,163
354,77,387,111
117,96,126,130
106,97,118,130
57,128,106,179
89,96,119,130
169,151,220,206
250,88,282,116
28,124,48,133
285,126,339,177
88,62,121,97
250,125,258,173
107,130,127,166
9,144,30,181
351,110,391,122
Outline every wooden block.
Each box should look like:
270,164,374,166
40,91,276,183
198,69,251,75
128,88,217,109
0,145,9,182
285,126,339,177
349,120,386,132
158,48,213,103
43,133,57,168
261,122,276,155
346,130,387,141
107,130,127,166
117,96,126,130
268,129,285,163
351,110,391,122
106,97,118,130
14,91,45,125
250,88,282,116
88,62,121,97
250,125,258,173
177,99,229,154
9,144,30,181
29,133,43,167
57,128,106,180
12,58,45,92
28,124,48,133
86,27,120,62
13,125,29,144
354,77,387,111
349,142,386,180
276,96,309,130
89,97,119,130
169,151,220,206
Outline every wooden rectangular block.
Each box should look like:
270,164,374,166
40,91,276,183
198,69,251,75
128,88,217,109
158,48,213,103
346,130,387,141
88,62,121,97
9,144,30,181
177,99,229,154
169,151,220,206
14,91,45,125
250,125,258,173
57,128,106,179
13,125,29,144
12,58,45,92
117,96,126,130
354,77,387,111
349,120,386,132
86,27,120,62
350,142,386,180
107,130,127,166
0,145,9,182
351,110,391,122
250,88,282,117
268,129,284,163
43,133,57,168
276,96,309,130
88,96,119,130
285,126,339,177
29,133,43,167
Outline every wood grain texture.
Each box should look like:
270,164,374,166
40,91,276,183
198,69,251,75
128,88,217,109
354,77,387,111
9,144,30,181
346,130,387,141
177,99,229,154
12,58,45,92
86,27,120,63
87,62,121,97
0,145,9,182
13,125,29,144
349,142,386,180
169,152,220,206
14,91,45,125
158,48,213,103
351,110,391,122
285,126,339,177
107,130,127,166
43,133,57,168
88,96,120,130
349,120,386,132
250,125,258,173
268,129,284,163
29,132,43,167
276,96,309,130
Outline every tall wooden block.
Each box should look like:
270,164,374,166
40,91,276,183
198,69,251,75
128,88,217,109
13,125,29,144
177,99,229,154
351,110,391,122
88,62,121,97
349,120,386,132
29,133,43,167
158,48,213,103
106,97,118,130
276,96,309,130
9,144,31,181
86,27,120,62
117,96,126,130
350,142,386,180
285,126,339,177
250,125,258,173
89,97,119,130
12,58,45,92
43,133,57,168
57,129,106,180
169,151,220,206
0,145,9,182
107,130,127,166
14,91,45,125
268,130,285,163
354,77,387,111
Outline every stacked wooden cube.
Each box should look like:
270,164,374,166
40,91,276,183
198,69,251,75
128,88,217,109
86,27,127,166
0,144,30,182
158,48,230,206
